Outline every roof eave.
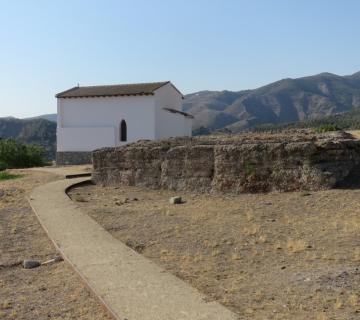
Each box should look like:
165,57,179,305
163,107,194,119
55,86,79,98
57,92,155,99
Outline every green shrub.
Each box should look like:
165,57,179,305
314,124,340,133
160,142,176,151
160,143,172,152
0,139,47,168
0,171,23,181
0,161,6,171
193,126,211,136
244,161,256,176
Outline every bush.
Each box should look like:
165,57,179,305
0,161,6,171
244,161,256,176
193,126,211,136
314,124,340,133
0,171,23,181
0,139,47,168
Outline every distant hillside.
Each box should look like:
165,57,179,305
26,113,57,122
0,117,56,159
250,108,360,133
184,71,360,133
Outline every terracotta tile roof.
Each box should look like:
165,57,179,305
56,81,171,98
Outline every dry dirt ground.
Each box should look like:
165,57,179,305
69,183,360,320
0,170,112,320
347,130,360,140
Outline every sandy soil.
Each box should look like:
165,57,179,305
347,130,360,140
69,183,360,320
0,170,112,320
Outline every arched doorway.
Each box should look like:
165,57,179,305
120,119,127,142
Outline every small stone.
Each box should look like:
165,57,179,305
54,256,63,262
169,196,182,204
23,259,40,269
132,197,138,201
115,197,129,205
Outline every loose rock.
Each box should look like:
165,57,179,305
115,197,130,205
169,196,182,204
23,259,40,269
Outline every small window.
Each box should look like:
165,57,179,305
120,119,127,142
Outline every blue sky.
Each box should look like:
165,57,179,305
0,0,359,118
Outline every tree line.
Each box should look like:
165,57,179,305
0,138,48,171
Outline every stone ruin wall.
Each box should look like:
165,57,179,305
91,131,360,193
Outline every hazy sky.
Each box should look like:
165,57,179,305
0,0,359,118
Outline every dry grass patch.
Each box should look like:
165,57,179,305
286,239,309,253
0,170,113,320
70,184,360,319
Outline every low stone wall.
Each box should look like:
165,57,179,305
56,152,92,165
92,131,360,193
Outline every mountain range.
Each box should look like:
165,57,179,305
183,71,360,133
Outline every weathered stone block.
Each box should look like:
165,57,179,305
56,152,91,165
91,131,360,193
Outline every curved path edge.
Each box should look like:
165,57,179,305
28,178,237,320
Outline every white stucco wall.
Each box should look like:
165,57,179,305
154,82,183,111
57,95,156,152
57,127,115,152
154,82,192,139
155,109,192,139
57,82,192,153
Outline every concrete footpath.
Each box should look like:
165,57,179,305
30,165,92,178
29,178,237,320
